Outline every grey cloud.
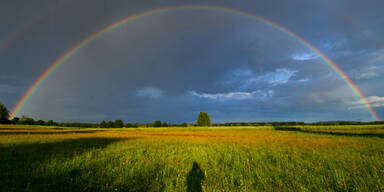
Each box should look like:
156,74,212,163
2,0,384,122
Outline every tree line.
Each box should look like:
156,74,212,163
1,102,383,127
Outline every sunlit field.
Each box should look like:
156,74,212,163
1,125,384,191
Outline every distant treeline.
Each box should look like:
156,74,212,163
215,121,384,126
4,115,188,128
308,121,384,125
7,116,100,128
3,116,384,128
1,103,384,128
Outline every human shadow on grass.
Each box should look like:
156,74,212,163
0,137,167,192
0,130,102,135
186,162,205,192
274,126,384,138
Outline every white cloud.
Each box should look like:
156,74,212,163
190,90,274,100
225,68,298,89
370,49,384,63
136,87,163,99
350,65,379,80
291,52,320,61
223,68,253,85
264,68,297,85
357,72,377,80
298,78,310,82
348,96,384,109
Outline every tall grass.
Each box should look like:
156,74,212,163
1,125,383,191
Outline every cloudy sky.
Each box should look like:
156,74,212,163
1,0,384,123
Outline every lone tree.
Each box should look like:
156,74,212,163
0,102,10,124
197,112,211,126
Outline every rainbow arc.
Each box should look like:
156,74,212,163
9,5,381,121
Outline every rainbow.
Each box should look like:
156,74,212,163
319,2,384,50
0,1,68,55
9,5,381,121
0,16,44,55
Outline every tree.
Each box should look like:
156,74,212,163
0,103,10,124
100,121,107,128
125,123,139,128
197,112,211,126
125,123,132,128
47,120,57,126
106,121,114,128
11,117,20,124
153,120,162,127
162,122,168,127
20,115,35,125
114,120,124,128
36,120,46,125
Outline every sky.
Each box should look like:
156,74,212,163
1,0,384,123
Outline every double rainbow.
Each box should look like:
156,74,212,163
0,1,67,55
9,5,381,121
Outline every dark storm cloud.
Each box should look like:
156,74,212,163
1,0,384,122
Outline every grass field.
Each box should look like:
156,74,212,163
1,125,384,191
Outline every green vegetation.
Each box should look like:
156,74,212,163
100,120,125,128
125,122,139,128
197,112,211,126
114,120,124,128
3,103,384,129
0,102,9,124
154,120,162,127
1,124,383,191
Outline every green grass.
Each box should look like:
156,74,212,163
1,125,384,191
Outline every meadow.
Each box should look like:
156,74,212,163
1,124,384,191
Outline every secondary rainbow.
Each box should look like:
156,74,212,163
0,2,66,55
9,5,381,121
0,15,43,55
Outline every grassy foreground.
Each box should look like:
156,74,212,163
1,125,384,191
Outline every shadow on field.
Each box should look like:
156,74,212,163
0,130,102,135
186,162,205,192
0,128,37,130
273,127,301,131
274,126,384,138
0,137,137,192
